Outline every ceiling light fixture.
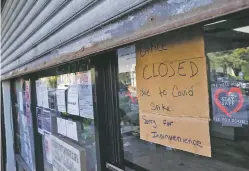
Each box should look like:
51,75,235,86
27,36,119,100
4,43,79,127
205,20,227,26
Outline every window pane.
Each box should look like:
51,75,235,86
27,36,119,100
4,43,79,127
118,16,249,171
14,79,36,170
36,66,98,171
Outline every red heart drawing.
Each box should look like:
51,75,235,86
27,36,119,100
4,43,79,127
214,87,244,117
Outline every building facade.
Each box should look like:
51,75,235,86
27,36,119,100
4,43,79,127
1,0,249,171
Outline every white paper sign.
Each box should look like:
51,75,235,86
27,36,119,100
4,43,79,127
77,71,94,119
45,132,52,164
36,80,42,107
56,88,67,112
57,118,67,136
42,82,49,109
53,166,60,171
36,107,44,135
66,120,78,141
67,84,79,115
19,92,24,112
79,85,94,119
20,113,34,169
51,135,86,171
38,81,49,108
117,45,136,73
42,109,51,133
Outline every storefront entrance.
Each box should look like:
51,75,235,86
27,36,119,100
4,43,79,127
102,19,249,171
6,12,249,171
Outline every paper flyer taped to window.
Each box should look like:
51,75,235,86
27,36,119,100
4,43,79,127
36,107,44,135
37,80,49,108
117,45,136,73
20,113,34,169
36,80,42,107
57,117,67,136
66,120,78,141
51,135,86,171
43,109,51,133
44,132,52,164
26,103,32,126
25,81,31,104
48,88,57,110
42,82,49,109
211,84,248,127
67,84,80,116
77,71,94,119
56,88,67,113
19,92,24,112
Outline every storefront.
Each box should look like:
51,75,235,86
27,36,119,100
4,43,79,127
1,1,249,171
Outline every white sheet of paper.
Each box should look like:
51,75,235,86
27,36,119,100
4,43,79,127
67,84,79,115
79,85,94,119
36,80,42,107
66,120,78,141
41,82,49,108
21,113,29,134
53,166,59,171
38,127,44,135
19,92,24,112
51,135,84,171
24,144,29,160
56,88,67,112
78,71,94,119
36,107,44,135
42,109,51,133
117,45,136,73
57,118,67,136
44,133,52,164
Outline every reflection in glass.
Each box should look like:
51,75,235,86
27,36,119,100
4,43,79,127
37,68,98,171
14,79,36,170
118,19,249,171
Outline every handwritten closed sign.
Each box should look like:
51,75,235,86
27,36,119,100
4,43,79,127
136,28,211,157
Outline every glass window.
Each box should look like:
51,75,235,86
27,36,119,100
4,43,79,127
13,79,36,171
118,16,249,171
35,61,98,171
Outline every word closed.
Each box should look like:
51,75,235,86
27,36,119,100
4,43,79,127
142,60,198,80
